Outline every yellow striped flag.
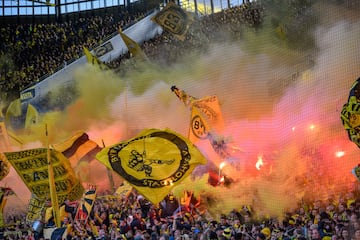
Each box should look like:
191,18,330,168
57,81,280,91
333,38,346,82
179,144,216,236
53,131,102,183
53,131,102,167
95,128,207,204
75,188,96,221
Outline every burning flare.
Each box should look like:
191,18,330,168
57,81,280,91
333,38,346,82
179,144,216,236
255,155,264,170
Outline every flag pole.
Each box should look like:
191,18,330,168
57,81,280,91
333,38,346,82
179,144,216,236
46,124,61,227
101,139,115,193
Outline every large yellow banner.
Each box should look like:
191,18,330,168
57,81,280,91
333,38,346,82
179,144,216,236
96,128,207,204
4,148,84,203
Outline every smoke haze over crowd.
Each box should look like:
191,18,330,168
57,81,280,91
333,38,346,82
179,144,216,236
2,0,360,220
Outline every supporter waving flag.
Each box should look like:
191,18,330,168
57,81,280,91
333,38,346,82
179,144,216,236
171,86,231,159
95,128,207,204
171,85,197,107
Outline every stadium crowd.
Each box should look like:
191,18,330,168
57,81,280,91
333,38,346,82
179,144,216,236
0,1,264,99
0,10,146,94
3,187,360,240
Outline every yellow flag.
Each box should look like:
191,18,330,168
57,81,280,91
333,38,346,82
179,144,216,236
5,98,22,126
188,95,225,144
341,78,360,148
95,128,207,204
75,188,96,221
83,46,109,70
151,2,194,41
53,131,102,182
25,103,39,129
119,31,147,61
188,106,211,142
26,194,46,224
4,148,84,203
53,131,102,167
189,96,232,158
115,181,133,197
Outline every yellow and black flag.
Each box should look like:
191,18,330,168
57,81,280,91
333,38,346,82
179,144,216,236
26,194,46,225
53,131,102,167
53,131,102,183
115,180,132,197
3,148,84,203
75,188,96,221
189,96,226,151
95,128,207,204
83,47,110,71
341,77,360,148
171,86,230,158
151,2,194,41
119,30,148,61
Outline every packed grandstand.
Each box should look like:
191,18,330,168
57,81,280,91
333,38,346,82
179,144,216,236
1,0,360,239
